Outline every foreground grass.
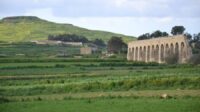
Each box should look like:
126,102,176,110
0,58,200,112
4,90,200,102
1,98,200,112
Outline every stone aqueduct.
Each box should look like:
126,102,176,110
127,35,192,63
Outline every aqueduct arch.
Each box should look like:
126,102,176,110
127,35,192,63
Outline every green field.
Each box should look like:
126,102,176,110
0,57,200,112
0,42,81,57
1,98,200,112
0,16,199,112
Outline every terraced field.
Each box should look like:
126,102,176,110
0,58,200,112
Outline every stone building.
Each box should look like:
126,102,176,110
127,35,192,63
80,47,92,55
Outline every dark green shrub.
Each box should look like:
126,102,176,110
46,80,51,84
55,64,66,68
80,67,86,70
0,97,9,103
86,99,92,103
165,53,179,64
63,96,72,100
189,54,200,65
110,67,114,70
59,80,65,84
36,97,42,101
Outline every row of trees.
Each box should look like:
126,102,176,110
138,31,169,40
137,26,200,53
48,34,106,47
106,26,188,54
106,26,200,56
190,33,200,54
48,34,89,43
138,26,185,40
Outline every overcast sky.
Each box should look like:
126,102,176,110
0,0,200,36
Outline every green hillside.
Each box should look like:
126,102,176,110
0,16,135,42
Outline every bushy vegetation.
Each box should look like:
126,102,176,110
165,53,179,64
107,36,127,53
189,53,200,65
48,34,89,43
1,75,199,96
138,31,168,40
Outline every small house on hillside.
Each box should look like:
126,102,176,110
31,40,83,46
80,47,92,55
80,44,99,55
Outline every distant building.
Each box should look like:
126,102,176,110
31,40,83,46
31,40,61,45
62,42,83,46
80,47,92,55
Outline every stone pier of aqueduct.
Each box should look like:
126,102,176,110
127,35,192,63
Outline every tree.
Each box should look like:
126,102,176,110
193,33,200,42
195,41,200,49
150,30,162,38
92,39,106,47
138,31,169,40
48,34,89,43
189,54,200,65
190,33,200,54
162,32,169,37
171,26,185,35
138,33,151,40
165,53,179,64
184,33,192,40
107,36,127,54
150,30,169,38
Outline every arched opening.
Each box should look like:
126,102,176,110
175,43,179,56
165,44,169,58
170,43,174,55
135,47,138,61
143,46,146,62
139,47,142,61
147,46,150,62
181,42,186,60
151,45,155,61
155,45,159,62
161,44,164,62
175,43,179,62
132,47,135,60
128,48,132,60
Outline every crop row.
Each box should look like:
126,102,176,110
1,76,200,96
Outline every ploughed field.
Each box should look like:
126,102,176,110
0,58,200,112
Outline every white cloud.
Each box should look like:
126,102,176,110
157,17,173,24
113,0,128,7
0,0,199,37
24,8,54,18
110,0,170,13
32,0,40,3
23,9,199,36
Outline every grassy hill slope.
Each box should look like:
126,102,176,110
0,16,136,42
